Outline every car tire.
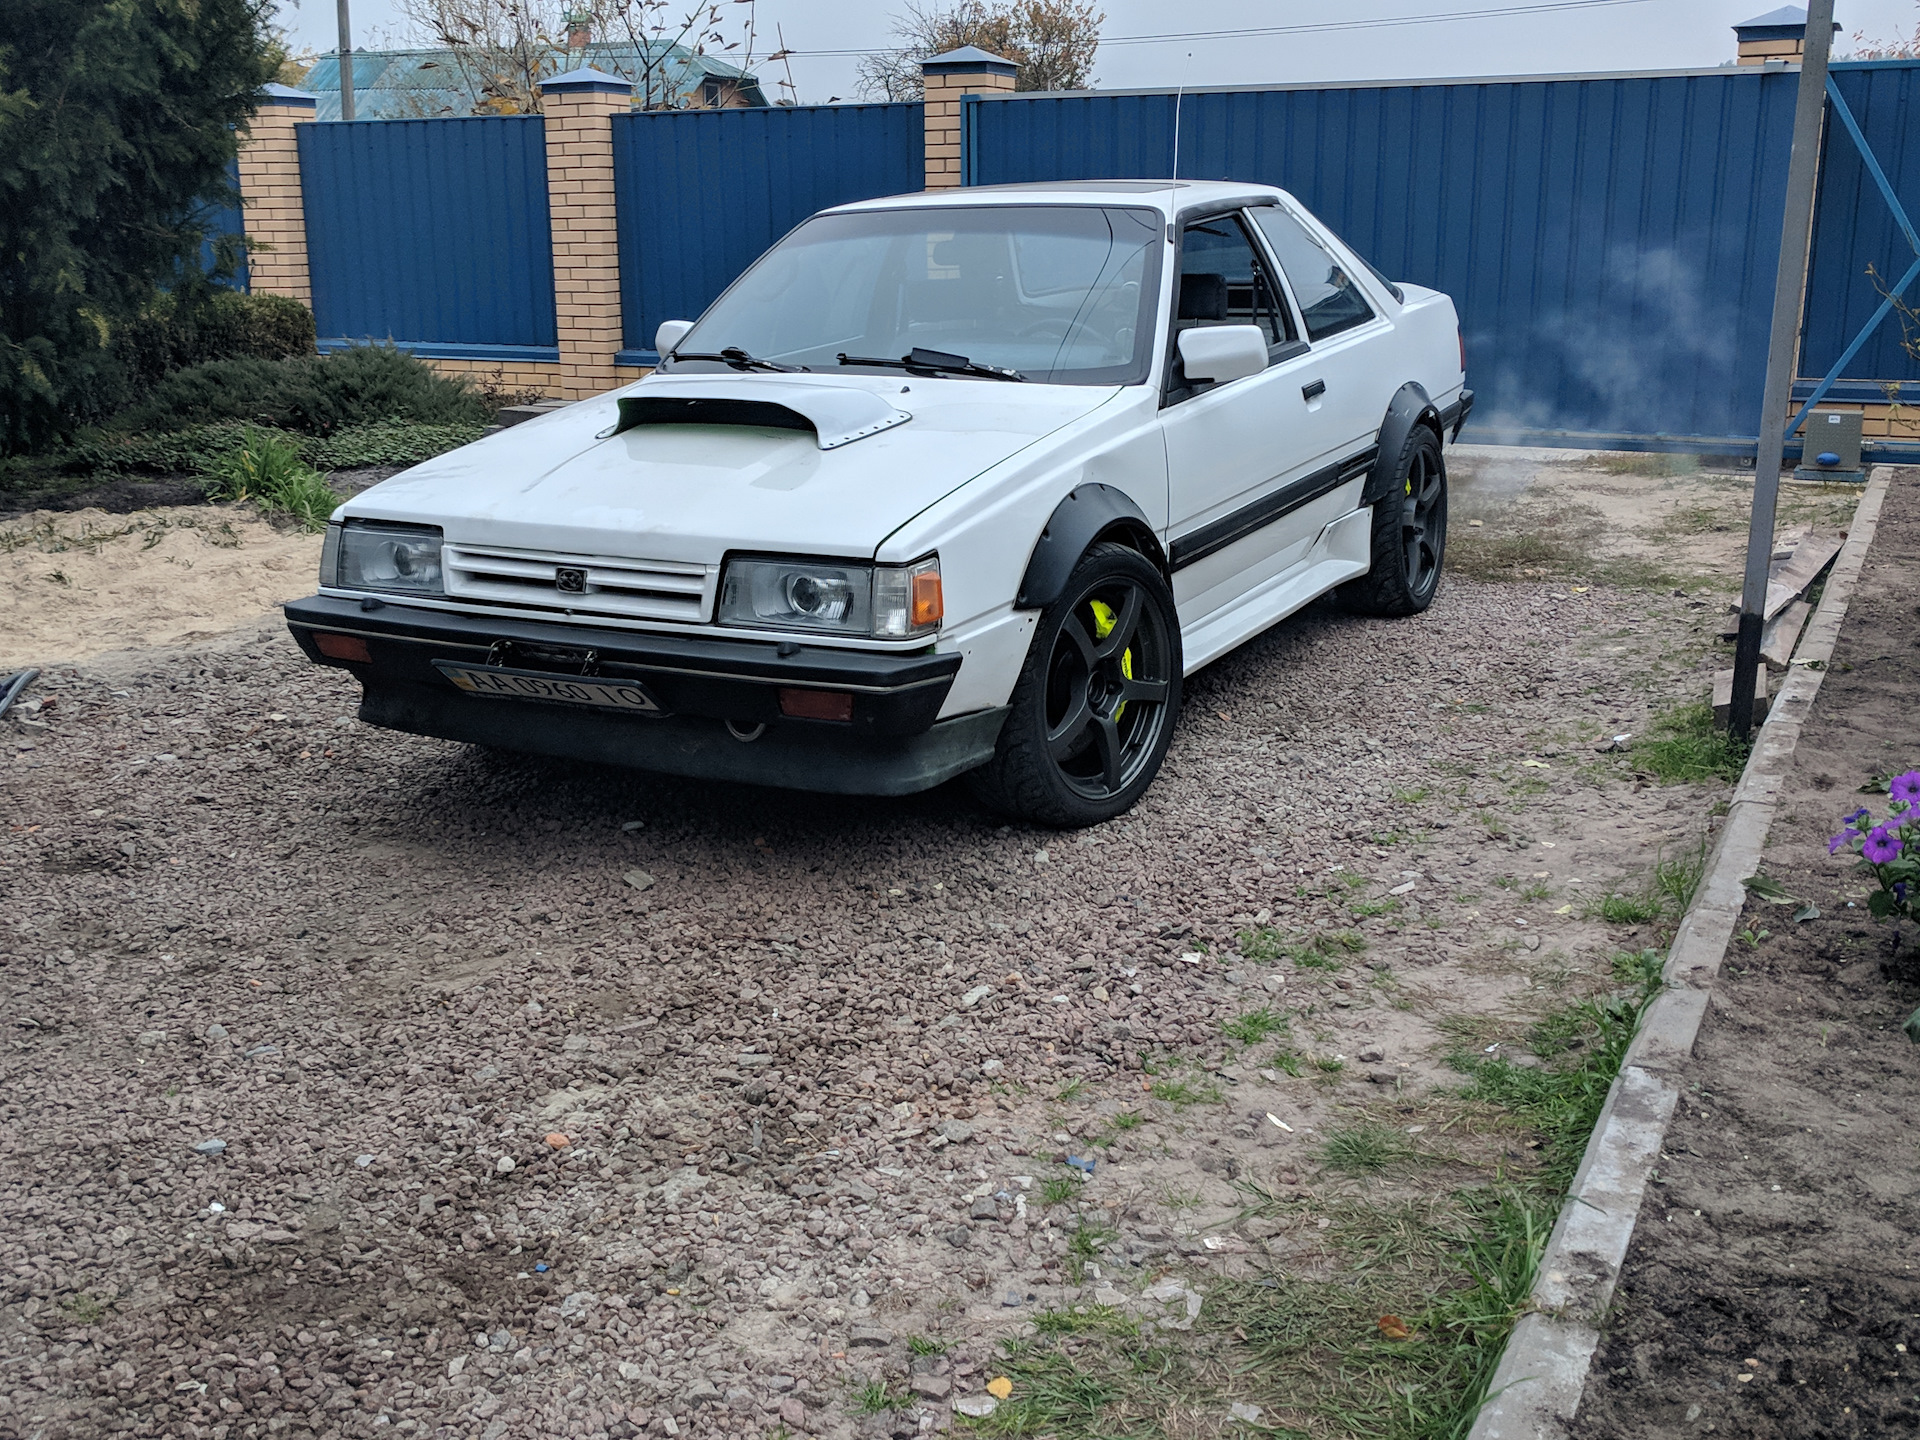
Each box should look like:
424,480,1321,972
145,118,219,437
968,542,1183,828
1340,422,1447,616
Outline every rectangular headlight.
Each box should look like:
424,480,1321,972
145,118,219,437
334,520,444,595
718,555,941,639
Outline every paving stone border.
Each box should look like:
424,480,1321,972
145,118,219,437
1467,468,1896,1440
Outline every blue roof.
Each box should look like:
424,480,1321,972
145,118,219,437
301,43,766,120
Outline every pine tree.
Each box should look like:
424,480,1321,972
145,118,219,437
0,0,279,453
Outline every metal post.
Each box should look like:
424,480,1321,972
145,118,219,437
1729,0,1834,739
336,0,356,121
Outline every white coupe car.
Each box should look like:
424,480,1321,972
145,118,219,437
287,180,1471,826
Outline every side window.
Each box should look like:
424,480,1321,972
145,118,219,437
1175,214,1293,350
1251,205,1376,342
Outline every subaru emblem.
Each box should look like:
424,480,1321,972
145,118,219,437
555,566,587,594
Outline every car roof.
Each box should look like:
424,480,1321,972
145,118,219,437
826,178,1288,218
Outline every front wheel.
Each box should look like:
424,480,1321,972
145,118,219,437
968,542,1183,828
1340,423,1447,616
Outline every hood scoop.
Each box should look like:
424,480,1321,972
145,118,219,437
606,376,911,450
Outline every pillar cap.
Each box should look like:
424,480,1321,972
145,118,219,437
540,67,633,96
921,45,1018,78
259,82,319,106
1732,6,1840,42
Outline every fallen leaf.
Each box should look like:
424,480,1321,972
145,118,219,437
1554,904,1573,915
986,1376,1013,1400
1741,874,1796,905
1377,1314,1412,1340
1521,759,1551,769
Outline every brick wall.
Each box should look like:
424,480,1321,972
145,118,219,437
921,57,1016,189
541,73,629,399
236,90,318,303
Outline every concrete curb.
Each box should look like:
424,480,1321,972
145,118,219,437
1468,468,1895,1440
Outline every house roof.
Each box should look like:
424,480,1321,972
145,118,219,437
301,42,767,119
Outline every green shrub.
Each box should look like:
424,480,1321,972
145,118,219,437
201,425,337,530
115,288,316,393
124,345,488,436
64,421,280,476
307,419,487,468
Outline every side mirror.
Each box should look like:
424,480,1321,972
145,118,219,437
1177,325,1268,384
654,319,694,356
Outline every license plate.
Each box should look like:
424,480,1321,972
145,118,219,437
435,662,662,713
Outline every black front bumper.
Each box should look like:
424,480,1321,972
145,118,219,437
284,595,1006,796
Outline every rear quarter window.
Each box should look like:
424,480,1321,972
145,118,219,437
1250,205,1377,343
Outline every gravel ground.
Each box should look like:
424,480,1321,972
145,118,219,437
3,533,1729,1439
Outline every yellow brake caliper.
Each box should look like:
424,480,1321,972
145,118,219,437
1088,599,1133,722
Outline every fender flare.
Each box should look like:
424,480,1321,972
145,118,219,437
1362,382,1445,506
1015,483,1164,610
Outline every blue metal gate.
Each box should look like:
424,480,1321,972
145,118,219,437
967,71,1801,450
610,102,922,363
298,116,558,359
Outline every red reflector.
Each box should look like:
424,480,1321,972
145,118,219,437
314,632,372,663
778,687,854,722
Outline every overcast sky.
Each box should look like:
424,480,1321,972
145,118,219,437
278,0,1920,102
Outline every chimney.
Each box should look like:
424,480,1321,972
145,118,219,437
1732,6,1839,65
565,11,591,53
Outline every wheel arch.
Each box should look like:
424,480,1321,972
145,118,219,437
1015,483,1166,610
1362,382,1446,506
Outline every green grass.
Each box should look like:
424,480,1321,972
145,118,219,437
1108,1110,1144,1132
200,425,338,531
1314,1055,1346,1076
1040,1175,1081,1207
1350,898,1403,919
1149,1076,1225,1108
1223,1007,1290,1045
1067,1219,1120,1282
1654,837,1710,916
1635,702,1749,786
970,953,1674,1440
1591,892,1663,925
1055,1078,1089,1103
1272,1048,1305,1078
853,1379,912,1414
907,1334,951,1357
1518,882,1551,902
1319,1122,1413,1175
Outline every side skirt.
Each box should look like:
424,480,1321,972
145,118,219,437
1178,506,1373,674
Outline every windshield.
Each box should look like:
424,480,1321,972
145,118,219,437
668,205,1164,385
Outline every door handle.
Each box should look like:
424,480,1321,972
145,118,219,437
1301,379,1326,401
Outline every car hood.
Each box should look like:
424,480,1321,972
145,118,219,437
339,372,1120,563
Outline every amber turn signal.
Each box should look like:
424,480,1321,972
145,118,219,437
910,568,943,629
778,688,854,722
314,632,372,663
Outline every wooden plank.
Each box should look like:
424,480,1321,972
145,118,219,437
1760,598,1811,666
1711,666,1769,726
1763,530,1844,618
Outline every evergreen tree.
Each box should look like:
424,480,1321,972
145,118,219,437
0,0,279,453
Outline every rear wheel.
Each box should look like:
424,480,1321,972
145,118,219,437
969,542,1182,828
1341,423,1447,616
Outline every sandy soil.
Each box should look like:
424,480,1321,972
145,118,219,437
1571,470,1920,1440
0,506,323,671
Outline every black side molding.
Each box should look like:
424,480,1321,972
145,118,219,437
1362,382,1444,506
1167,446,1376,571
1016,483,1164,609
1438,389,1475,441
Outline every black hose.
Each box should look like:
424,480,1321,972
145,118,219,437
0,668,39,721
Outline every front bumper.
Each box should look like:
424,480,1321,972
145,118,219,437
284,595,1005,795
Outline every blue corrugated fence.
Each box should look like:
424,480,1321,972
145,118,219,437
298,116,558,359
610,102,922,362
966,71,1800,448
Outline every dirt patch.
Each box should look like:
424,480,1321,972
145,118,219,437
0,506,322,671
1571,468,1920,1440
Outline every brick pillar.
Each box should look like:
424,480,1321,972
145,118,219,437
1733,7,1835,65
920,46,1017,190
236,83,318,302
540,68,630,399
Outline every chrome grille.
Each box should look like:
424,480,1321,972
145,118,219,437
442,544,714,622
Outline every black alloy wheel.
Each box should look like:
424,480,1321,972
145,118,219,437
1341,422,1447,616
970,542,1183,827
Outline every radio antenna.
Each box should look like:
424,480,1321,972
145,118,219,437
1169,51,1192,187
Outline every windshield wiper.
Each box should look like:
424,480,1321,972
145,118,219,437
837,347,1025,382
669,347,808,373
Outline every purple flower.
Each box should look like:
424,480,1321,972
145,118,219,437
1829,831,1857,855
1897,881,1911,905
1863,826,1905,865
1891,771,1920,806
1846,807,1872,827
